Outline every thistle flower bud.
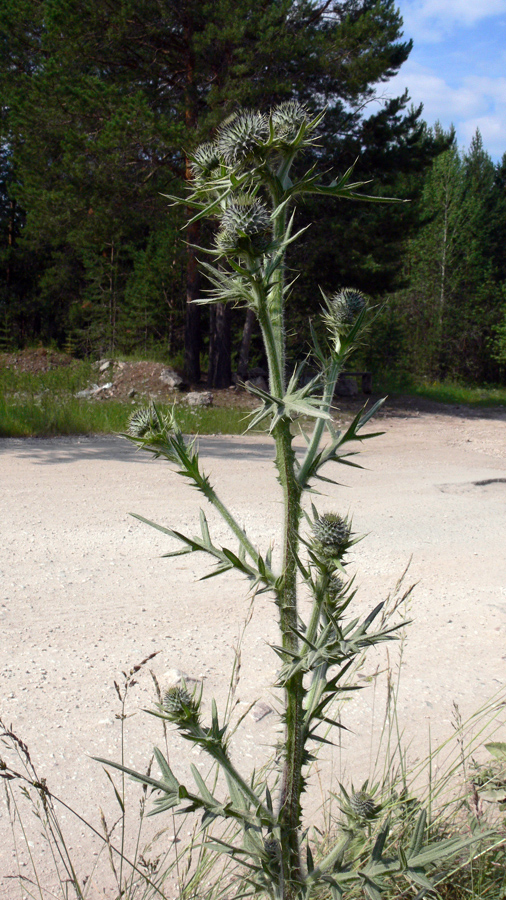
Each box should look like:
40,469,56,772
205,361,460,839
263,836,280,859
216,111,268,166
326,574,345,601
220,197,271,237
216,196,271,255
190,142,221,183
128,404,162,438
271,101,310,143
328,289,367,326
163,686,200,724
349,790,376,819
312,514,350,551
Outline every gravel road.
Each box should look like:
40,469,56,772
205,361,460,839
1,406,505,897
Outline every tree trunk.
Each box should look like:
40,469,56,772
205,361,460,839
183,30,201,385
237,307,256,381
208,302,231,388
184,218,201,384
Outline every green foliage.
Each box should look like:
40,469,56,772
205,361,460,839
376,126,506,385
0,0,448,369
0,359,257,435
375,372,506,407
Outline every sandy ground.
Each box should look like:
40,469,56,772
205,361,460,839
1,405,506,897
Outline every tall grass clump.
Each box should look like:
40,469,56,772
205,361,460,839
89,104,502,899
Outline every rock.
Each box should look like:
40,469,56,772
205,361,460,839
75,384,100,399
185,391,213,407
98,360,111,373
251,701,273,722
95,382,114,395
163,668,201,688
247,376,269,392
75,382,114,399
335,374,359,397
159,367,184,389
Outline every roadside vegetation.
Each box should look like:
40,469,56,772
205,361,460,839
375,374,506,408
1,351,505,439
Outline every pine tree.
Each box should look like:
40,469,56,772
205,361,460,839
383,127,505,383
2,0,441,374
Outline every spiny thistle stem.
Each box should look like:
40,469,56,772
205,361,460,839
273,419,304,890
269,202,288,391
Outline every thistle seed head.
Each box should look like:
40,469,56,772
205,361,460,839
271,101,310,142
216,110,268,165
349,790,376,819
163,686,200,723
128,404,162,438
190,142,221,183
312,513,350,550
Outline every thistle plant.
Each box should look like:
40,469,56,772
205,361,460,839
97,105,491,899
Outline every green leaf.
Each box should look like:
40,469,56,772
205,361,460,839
486,742,506,761
408,809,427,859
371,817,390,862
191,765,219,808
102,767,125,813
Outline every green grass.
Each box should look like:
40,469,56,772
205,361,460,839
376,374,506,407
2,357,505,438
0,396,254,438
0,357,258,437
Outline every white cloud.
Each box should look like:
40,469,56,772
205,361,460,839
460,116,506,157
398,0,506,42
385,64,506,158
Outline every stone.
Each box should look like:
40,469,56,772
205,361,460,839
335,374,359,397
163,668,201,688
159,367,184,389
185,391,213,407
75,382,113,399
251,701,273,722
75,384,100,399
247,375,269,392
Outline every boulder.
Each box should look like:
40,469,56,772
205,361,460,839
185,391,213,407
335,374,359,397
159,367,184,389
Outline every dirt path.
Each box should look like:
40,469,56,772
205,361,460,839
1,407,506,897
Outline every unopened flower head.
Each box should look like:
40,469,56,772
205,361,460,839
271,101,310,143
312,513,350,551
349,790,376,819
190,142,221,183
216,110,268,166
328,289,366,326
326,573,345,601
163,686,200,723
216,196,271,254
128,404,163,438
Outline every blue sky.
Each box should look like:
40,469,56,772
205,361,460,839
385,0,506,161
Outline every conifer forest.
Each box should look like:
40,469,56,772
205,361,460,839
1,0,505,386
